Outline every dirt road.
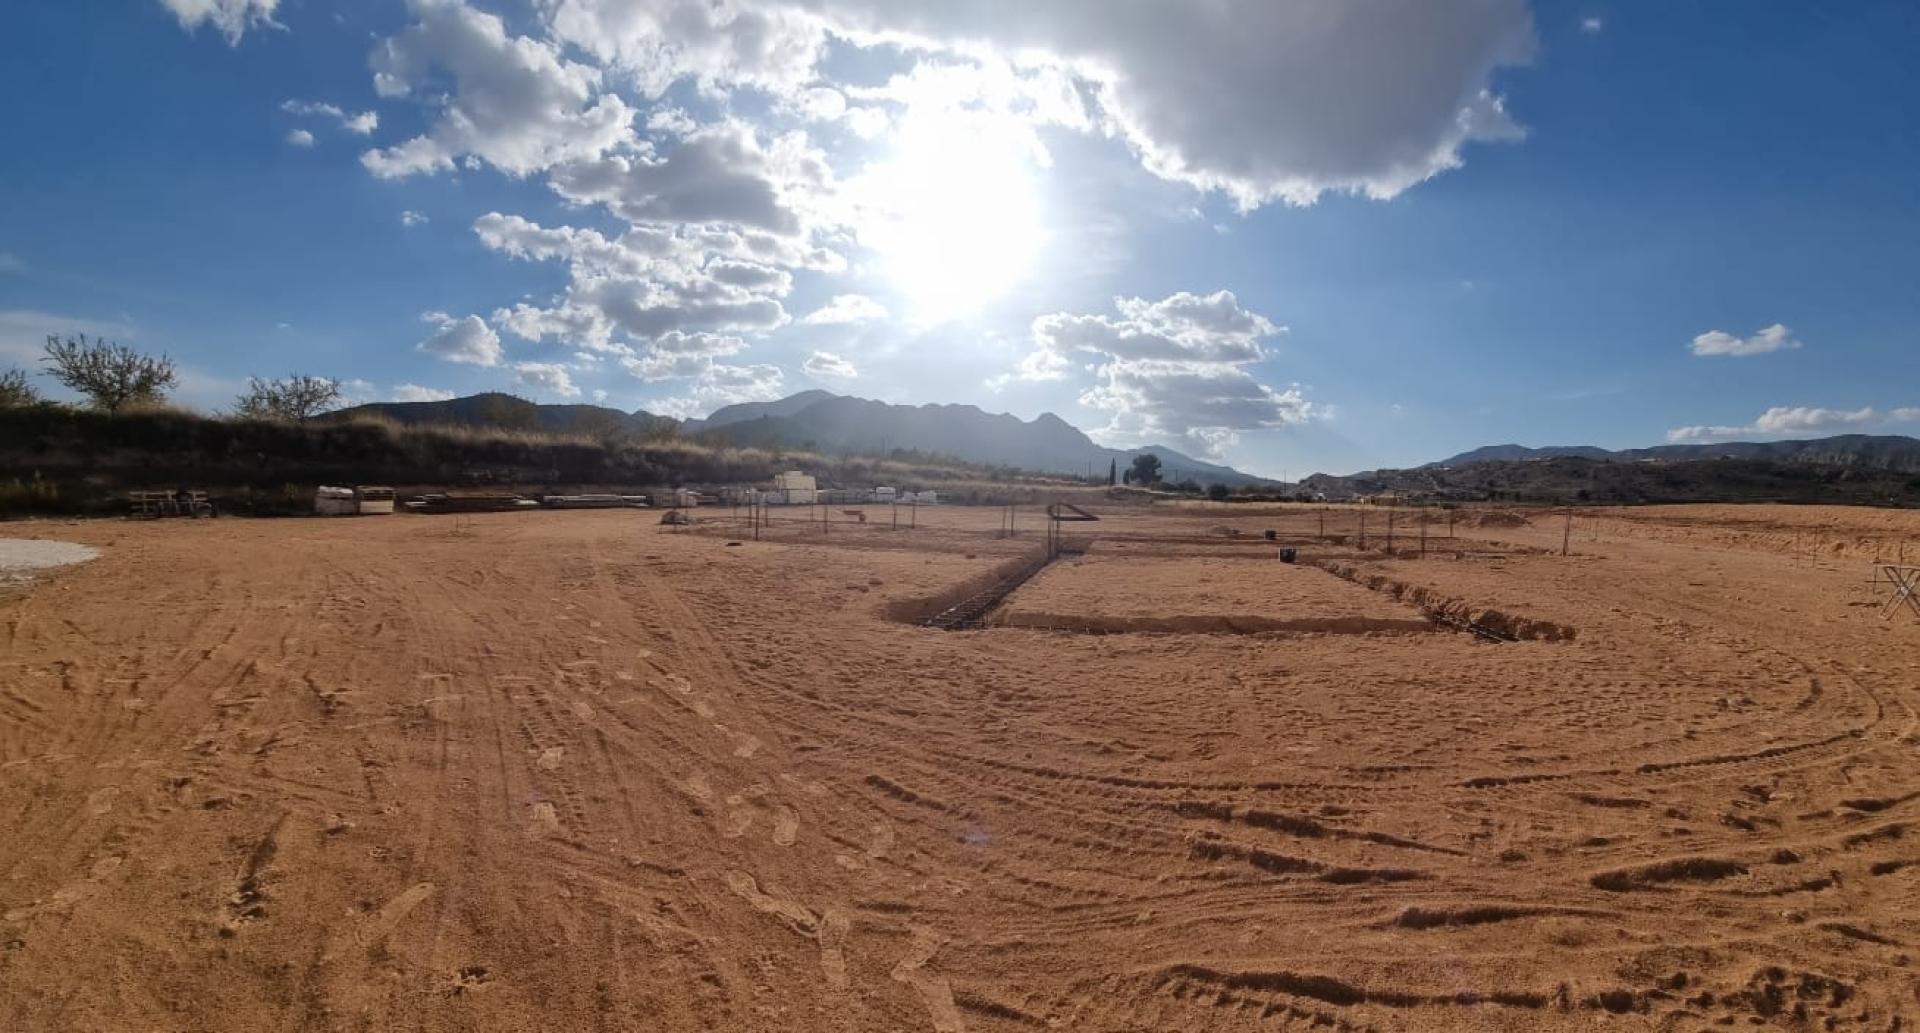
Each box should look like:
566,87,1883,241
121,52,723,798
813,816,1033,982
3,504,1918,1030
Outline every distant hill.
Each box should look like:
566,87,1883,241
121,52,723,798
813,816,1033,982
329,392,675,437
1305,434,1920,506
1427,435,1920,473
1427,444,1616,467
332,390,1276,487
688,392,1274,486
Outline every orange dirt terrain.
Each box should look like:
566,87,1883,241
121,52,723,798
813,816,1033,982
3,502,1919,1031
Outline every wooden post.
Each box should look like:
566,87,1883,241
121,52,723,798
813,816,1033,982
1562,507,1573,557
1359,510,1367,550
1387,507,1395,554
1318,508,1324,538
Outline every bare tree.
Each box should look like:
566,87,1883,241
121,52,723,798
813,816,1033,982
41,334,177,413
234,374,343,421
0,368,39,408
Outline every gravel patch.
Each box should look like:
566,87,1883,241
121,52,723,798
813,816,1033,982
0,538,100,582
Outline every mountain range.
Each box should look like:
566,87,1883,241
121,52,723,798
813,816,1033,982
1426,436,1920,474
334,389,1274,486
330,390,1920,497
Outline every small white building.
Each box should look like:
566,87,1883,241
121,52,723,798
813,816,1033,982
872,486,896,503
770,470,817,505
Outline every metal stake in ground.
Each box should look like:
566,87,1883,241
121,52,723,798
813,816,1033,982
1563,507,1573,557
1359,510,1367,550
1387,507,1395,554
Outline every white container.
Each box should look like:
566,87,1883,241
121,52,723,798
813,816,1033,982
315,486,357,516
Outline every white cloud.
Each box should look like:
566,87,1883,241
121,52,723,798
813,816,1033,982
802,350,857,379
416,311,503,366
726,0,1532,208
1011,290,1314,458
591,388,609,403
281,99,379,135
0,310,138,365
157,0,279,45
645,362,785,418
320,378,373,409
619,332,747,379
802,293,887,325
363,0,636,179
539,0,828,98
286,128,315,148
546,121,830,237
474,212,801,349
512,361,581,397
1689,323,1803,357
1666,405,1920,443
391,383,456,402
1581,16,1604,33
400,210,429,227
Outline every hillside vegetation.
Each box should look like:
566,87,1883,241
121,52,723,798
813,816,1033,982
0,404,1088,517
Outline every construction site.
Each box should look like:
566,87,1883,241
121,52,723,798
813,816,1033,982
3,499,1920,1031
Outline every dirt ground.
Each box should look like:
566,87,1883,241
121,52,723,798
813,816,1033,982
3,501,1919,1031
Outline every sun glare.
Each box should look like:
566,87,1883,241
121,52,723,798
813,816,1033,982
859,114,1046,324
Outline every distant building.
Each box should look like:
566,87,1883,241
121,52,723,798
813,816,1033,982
770,470,817,504
872,486,896,503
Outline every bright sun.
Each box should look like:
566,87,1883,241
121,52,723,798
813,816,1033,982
859,113,1046,324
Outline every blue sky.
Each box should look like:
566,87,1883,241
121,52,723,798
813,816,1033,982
1,1,1916,477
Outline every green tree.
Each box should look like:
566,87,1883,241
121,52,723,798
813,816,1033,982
1107,457,1117,486
42,334,177,413
234,374,342,421
0,368,39,408
1127,453,1162,486
1207,482,1230,501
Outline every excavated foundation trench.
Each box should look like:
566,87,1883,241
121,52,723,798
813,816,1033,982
895,541,1574,643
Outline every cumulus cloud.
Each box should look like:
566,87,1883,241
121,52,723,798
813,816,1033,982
374,1,1533,212
1581,16,1605,33
541,0,828,98
752,0,1534,207
400,210,429,227
619,331,748,379
285,129,315,147
391,383,455,402
803,350,857,379
475,212,799,351
157,0,279,45
802,294,887,325
1689,323,1803,357
547,121,830,237
363,0,635,179
512,361,581,397
281,99,378,135
1012,289,1314,458
645,362,786,418
416,311,503,366
1666,405,1920,443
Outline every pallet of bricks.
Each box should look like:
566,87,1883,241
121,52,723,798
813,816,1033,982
130,490,214,519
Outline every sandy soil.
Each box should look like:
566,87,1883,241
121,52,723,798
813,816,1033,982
2,502,1918,1031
